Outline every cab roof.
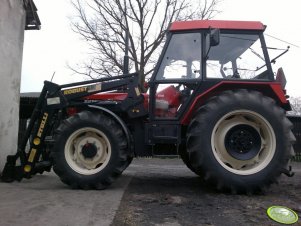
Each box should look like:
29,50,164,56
169,20,265,32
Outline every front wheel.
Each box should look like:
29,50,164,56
187,90,295,193
51,111,129,189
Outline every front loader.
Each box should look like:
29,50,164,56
1,20,295,193
1,74,145,185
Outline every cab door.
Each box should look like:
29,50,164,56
147,32,203,144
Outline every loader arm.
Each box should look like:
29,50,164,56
1,73,145,182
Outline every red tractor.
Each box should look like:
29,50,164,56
2,20,295,193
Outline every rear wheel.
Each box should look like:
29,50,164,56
212,110,275,175
51,111,129,189
178,144,201,176
187,90,295,193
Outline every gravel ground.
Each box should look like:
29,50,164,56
112,158,301,226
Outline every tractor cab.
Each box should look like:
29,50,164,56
145,20,289,147
148,20,280,121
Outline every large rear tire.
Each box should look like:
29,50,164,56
178,144,201,176
51,111,130,189
187,90,295,193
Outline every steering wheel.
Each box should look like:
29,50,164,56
175,83,183,91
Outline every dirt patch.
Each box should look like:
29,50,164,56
112,159,301,226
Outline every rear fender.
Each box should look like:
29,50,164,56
181,81,291,125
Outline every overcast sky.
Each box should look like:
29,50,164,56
21,0,301,97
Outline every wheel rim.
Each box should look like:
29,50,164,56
211,110,276,175
65,127,112,175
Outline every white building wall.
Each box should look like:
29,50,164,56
0,0,25,169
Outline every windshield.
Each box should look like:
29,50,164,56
206,33,270,80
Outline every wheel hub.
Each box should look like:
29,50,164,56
225,124,261,160
82,143,98,159
64,127,112,175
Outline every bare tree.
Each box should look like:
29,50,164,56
288,96,301,116
70,0,221,88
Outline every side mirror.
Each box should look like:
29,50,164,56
210,28,220,46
